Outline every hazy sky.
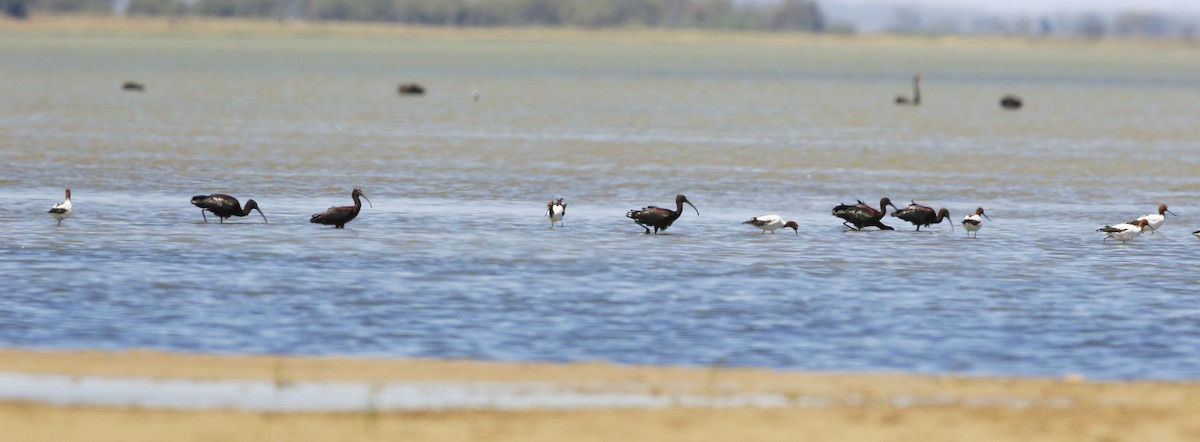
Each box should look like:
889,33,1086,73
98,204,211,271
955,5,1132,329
839,0,1200,15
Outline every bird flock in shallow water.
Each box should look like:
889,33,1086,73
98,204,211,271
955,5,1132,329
40,189,1193,243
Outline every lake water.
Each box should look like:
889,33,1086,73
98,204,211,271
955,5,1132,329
2,31,1199,380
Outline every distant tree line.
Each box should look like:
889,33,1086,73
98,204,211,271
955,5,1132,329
5,0,827,32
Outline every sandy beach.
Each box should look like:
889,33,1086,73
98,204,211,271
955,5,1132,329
1,349,1198,441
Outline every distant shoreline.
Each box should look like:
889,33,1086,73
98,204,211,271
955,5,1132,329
0,349,1197,441
3,14,1198,51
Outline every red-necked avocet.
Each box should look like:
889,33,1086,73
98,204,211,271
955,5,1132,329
546,198,566,227
1097,219,1153,244
743,215,798,235
1130,204,1176,234
48,189,72,226
962,207,991,238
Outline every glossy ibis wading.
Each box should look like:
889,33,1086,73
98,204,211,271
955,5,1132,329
48,189,72,226
743,215,798,235
310,188,371,228
191,194,268,224
546,198,566,227
962,207,991,238
1098,219,1153,244
892,201,953,232
1130,204,1176,234
832,197,897,231
626,194,698,234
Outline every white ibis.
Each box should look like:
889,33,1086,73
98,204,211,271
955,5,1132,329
1130,204,1176,234
892,201,952,232
962,207,991,238
1098,219,1153,244
310,189,371,229
48,189,72,226
190,194,267,224
546,198,566,227
895,74,921,105
626,194,698,234
832,197,897,231
743,215,798,235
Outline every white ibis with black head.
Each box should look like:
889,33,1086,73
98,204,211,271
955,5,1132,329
48,189,72,226
1098,219,1153,244
1130,204,1176,234
892,201,952,232
626,194,698,234
546,198,566,227
310,188,371,229
895,74,921,105
962,207,991,238
832,197,897,231
190,194,268,224
743,215,798,235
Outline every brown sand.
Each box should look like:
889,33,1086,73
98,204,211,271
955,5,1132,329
1,349,1198,441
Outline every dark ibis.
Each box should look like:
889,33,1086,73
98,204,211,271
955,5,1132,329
1000,94,1022,109
1129,204,1176,234
546,198,566,227
895,74,921,105
122,81,145,92
398,83,425,95
48,188,72,226
832,197,897,231
1098,219,1152,244
962,207,991,238
892,201,952,232
743,215,798,235
310,188,372,228
626,194,698,234
191,194,268,224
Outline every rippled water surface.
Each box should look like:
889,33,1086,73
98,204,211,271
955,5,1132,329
2,32,1200,380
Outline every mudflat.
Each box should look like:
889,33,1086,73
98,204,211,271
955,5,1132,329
1,349,1197,441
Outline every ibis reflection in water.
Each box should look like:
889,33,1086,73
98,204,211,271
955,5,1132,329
1130,204,1176,234
546,198,566,228
626,194,698,234
310,188,371,229
743,215,798,235
191,194,268,224
48,189,72,226
962,207,991,238
892,201,952,232
832,197,897,231
1098,219,1153,244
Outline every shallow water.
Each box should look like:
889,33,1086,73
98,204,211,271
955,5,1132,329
2,33,1199,380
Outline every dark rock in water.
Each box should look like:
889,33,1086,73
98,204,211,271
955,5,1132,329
1000,94,1022,109
398,83,425,95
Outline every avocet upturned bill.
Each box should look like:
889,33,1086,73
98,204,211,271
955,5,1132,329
743,215,799,235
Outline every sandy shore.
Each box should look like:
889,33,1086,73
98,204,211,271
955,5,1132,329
1,349,1197,441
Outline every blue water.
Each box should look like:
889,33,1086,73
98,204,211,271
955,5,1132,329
1,33,1199,380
